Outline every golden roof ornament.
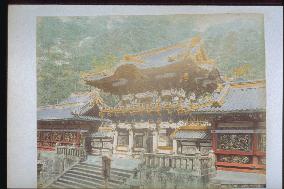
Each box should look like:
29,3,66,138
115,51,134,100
123,54,144,63
189,35,202,48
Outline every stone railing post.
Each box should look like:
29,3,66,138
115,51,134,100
67,145,71,156
55,142,59,154
113,129,118,154
172,157,176,168
193,150,202,177
128,128,134,156
139,149,145,165
152,128,158,153
208,150,216,176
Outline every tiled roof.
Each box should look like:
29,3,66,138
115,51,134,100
175,131,210,139
132,46,185,69
38,93,94,120
60,94,91,104
84,37,215,82
37,105,82,120
197,81,266,113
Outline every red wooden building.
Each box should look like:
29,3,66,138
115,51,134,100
196,80,266,173
37,92,104,153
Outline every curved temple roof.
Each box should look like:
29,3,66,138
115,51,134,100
197,80,266,113
83,37,220,95
37,91,104,121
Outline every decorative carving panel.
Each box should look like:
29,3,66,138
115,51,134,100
37,132,41,141
43,132,52,141
42,142,52,147
217,134,251,152
103,142,112,149
52,132,62,142
92,140,102,148
182,146,197,155
63,132,77,143
200,147,211,155
218,155,251,164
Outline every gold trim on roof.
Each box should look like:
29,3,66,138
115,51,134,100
177,125,209,131
157,146,173,150
123,54,144,63
170,122,209,138
230,80,265,88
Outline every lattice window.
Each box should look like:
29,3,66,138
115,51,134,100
217,134,252,152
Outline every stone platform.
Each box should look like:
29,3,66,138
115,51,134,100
208,170,266,189
85,155,140,171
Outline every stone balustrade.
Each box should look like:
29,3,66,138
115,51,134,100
140,150,216,177
55,144,87,160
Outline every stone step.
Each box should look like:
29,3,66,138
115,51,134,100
80,163,135,174
77,163,134,178
48,183,66,189
58,177,94,188
47,161,135,189
49,180,80,189
66,171,125,186
48,181,80,189
64,172,104,186
70,167,104,180
52,176,122,189
72,166,132,181
61,174,104,188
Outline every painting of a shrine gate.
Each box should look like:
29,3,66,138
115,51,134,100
37,15,266,189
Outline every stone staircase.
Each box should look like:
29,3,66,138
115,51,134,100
47,162,135,189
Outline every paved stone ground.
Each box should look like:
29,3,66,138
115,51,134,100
210,170,266,185
38,151,57,159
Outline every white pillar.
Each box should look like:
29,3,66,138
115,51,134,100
173,139,177,154
128,129,134,155
113,129,118,154
152,129,158,153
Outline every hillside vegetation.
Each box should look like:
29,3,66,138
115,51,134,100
37,15,265,106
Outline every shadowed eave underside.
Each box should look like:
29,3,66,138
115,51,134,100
85,60,221,95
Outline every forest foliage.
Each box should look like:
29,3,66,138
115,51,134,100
37,15,265,106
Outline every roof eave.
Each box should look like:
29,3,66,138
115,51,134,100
192,109,266,115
